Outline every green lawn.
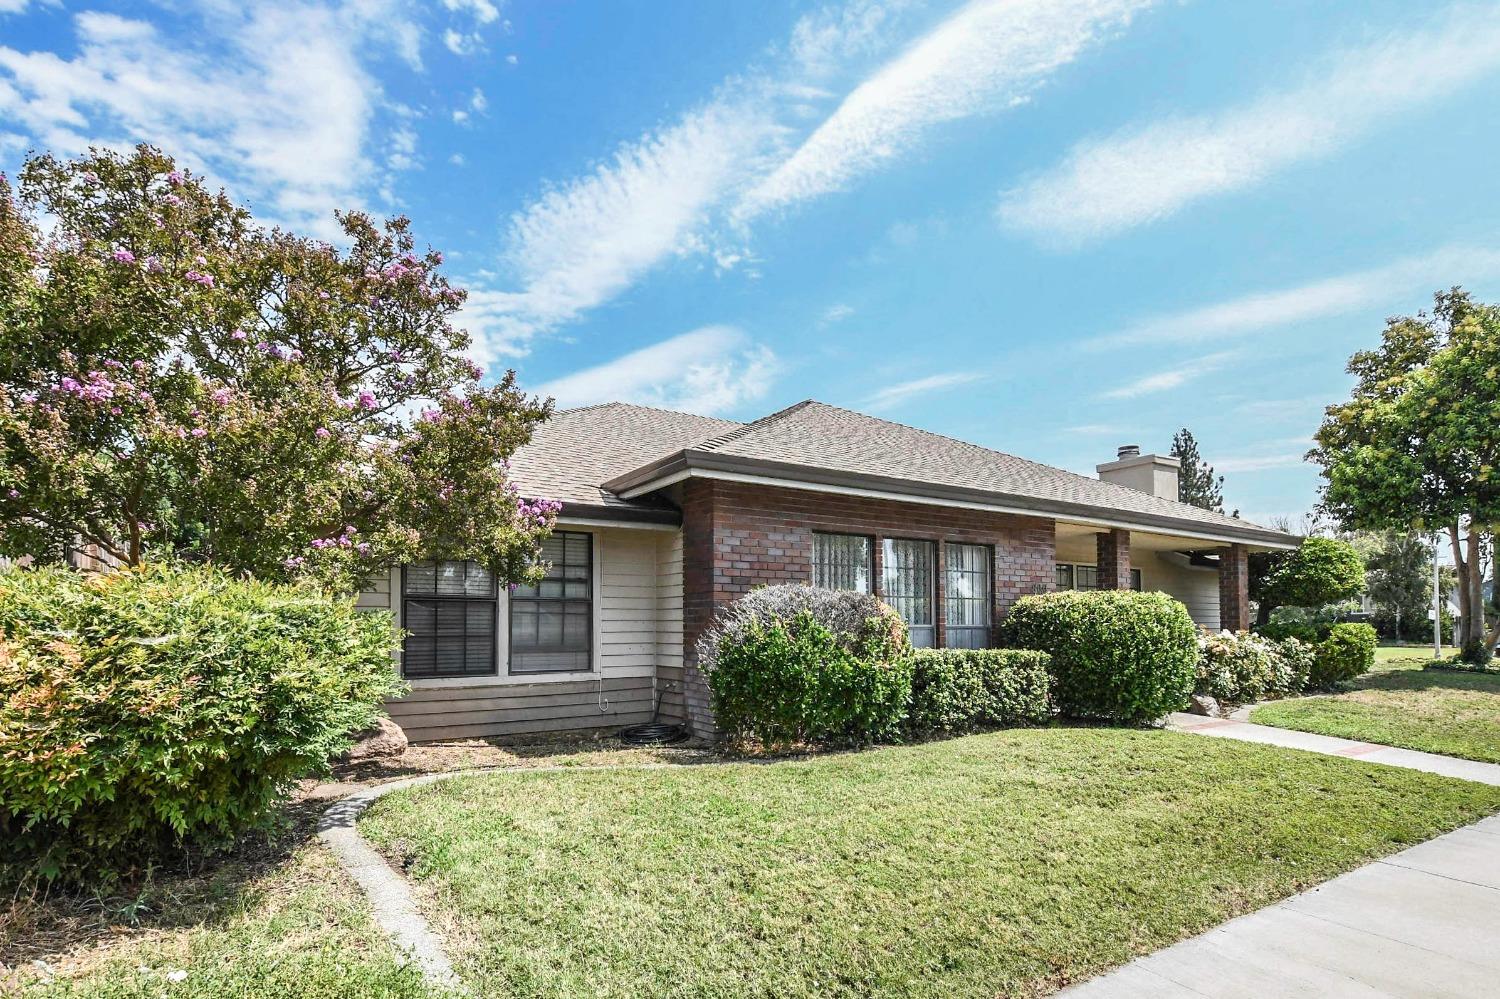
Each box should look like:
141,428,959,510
5,845,449,999
1373,644,1458,667
1252,664,1500,764
360,729,1500,999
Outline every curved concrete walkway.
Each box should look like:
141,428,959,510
1060,714,1500,997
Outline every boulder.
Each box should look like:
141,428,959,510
1186,693,1220,717
343,717,408,761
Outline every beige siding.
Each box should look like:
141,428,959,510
1141,551,1220,630
656,530,685,722
375,526,672,743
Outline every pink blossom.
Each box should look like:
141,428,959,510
317,291,330,300
289,349,303,361
110,249,136,264
419,408,443,423
357,391,378,410
315,427,331,439
6,489,19,499
184,270,215,287
162,194,183,207
356,542,371,555
80,171,100,185
211,387,232,404
190,427,208,438
167,170,184,187
284,555,305,569
231,329,248,342
310,538,331,550
144,255,165,274
194,254,207,266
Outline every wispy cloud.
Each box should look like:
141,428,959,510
1091,246,1500,349
999,7,1500,244
532,325,778,415
1101,351,1236,400
861,371,984,411
475,0,1151,360
1214,452,1310,474
0,1,462,236
821,302,856,324
739,0,1155,221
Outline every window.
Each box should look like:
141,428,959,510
813,532,873,592
510,531,593,674
945,543,991,649
1055,563,1144,592
883,538,935,648
402,560,497,679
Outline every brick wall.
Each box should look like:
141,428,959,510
681,479,1057,736
1219,542,1250,631
1095,528,1132,590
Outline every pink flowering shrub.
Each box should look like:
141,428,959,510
0,146,558,593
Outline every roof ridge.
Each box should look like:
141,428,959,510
557,400,743,424
696,398,815,452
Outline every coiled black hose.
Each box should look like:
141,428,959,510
619,683,686,745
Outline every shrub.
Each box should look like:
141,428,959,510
1270,637,1316,695
0,563,404,883
1255,618,1323,643
698,585,911,747
1000,590,1197,724
906,649,1052,736
1195,631,1280,704
1309,622,1377,690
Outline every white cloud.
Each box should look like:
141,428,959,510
443,29,479,56
738,0,1155,220
0,0,36,15
1101,351,1236,400
532,326,778,415
862,371,984,410
443,0,500,25
1092,245,1500,349
821,302,855,324
999,8,1500,244
474,101,780,358
0,1,423,236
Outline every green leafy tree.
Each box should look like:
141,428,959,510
1170,428,1230,514
1364,532,1435,641
1252,536,1365,625
0,146,557,591
1312,289,1500,662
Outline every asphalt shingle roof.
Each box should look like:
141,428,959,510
510,399,1296,545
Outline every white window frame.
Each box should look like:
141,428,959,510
392,530,602,688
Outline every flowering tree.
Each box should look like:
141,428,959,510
0,146,558,591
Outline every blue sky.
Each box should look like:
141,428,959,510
4,0,1500,524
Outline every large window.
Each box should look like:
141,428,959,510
402,560,497,679
883,538,936,648
510,531,593,674
1056,563,1142,592
945,543,992,649
813,532,873,592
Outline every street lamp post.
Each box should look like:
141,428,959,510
1433,533,1443,659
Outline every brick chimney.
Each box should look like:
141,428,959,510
1097,444,1180,500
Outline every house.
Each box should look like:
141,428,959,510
359,400,1298,742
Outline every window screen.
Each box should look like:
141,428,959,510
510,531,592,674
945,543,991,649
402,560,497,679
883,538,935,648
1055,563,1074,590
1074,565,1099,591
812,532,873,592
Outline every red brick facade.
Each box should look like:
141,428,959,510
1219,542,1250,631
1095,528,1132,590
679,478,1057,735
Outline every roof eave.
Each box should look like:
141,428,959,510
605,451,1299,550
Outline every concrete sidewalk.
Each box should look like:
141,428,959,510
1061,714,1500,997
1061,814,1500,998
1166,712,1500,786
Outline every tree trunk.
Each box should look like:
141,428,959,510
1459,525,1491,663
1450,525,1470,637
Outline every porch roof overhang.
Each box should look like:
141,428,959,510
603,450,1300,551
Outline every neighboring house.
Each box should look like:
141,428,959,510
359,400,1298,742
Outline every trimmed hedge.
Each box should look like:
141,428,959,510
0,563,404,883
699,586,911,747
1309,622,1377,690
1001,590,1197,723
906,648,1052,736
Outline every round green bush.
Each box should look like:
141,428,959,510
698,585,911,747
906,648,1052,736
1000,590,1197,723
1309,622,1377,690
1195,631,1280,704
0,563,405,883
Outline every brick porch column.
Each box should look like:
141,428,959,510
1219,543,1250,632
1095,529,1132,589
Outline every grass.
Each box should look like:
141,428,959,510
3,844,446,999
1251,660,1500,764
360,728,1500,999
1373,643,1458,667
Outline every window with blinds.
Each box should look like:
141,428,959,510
510,531,593,674
812,532,873,592
945,543,992,649
883,538,936,648
401,560,497,679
